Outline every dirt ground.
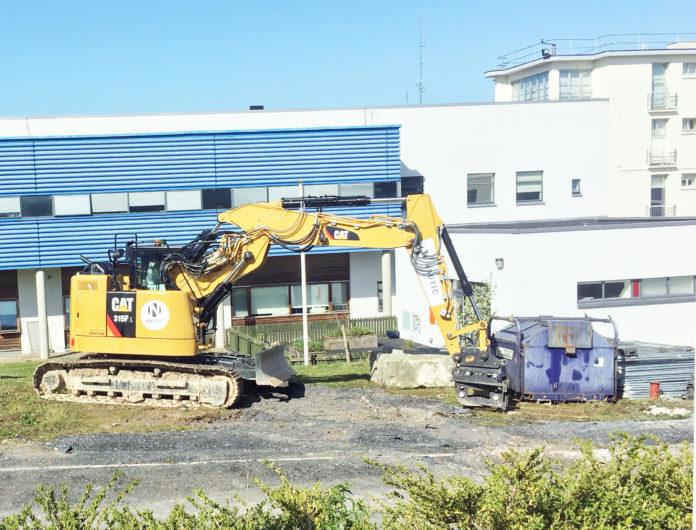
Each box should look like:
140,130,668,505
0,381,692,519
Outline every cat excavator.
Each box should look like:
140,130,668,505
34,194,505,409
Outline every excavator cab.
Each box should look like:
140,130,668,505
125,240,174,291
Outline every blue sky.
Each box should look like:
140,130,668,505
1,0,694,116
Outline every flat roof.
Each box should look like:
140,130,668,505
447,216,696,234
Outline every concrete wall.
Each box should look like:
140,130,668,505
17,268,66,353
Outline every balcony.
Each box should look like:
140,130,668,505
647,204,677,217
648,92,678,111
647,149,677,167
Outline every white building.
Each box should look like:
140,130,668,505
486,35,696,218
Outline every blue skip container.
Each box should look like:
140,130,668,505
491,316,618,402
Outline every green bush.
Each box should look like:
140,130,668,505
292,339,325,352
2,434,691,529
368,432,693,530
325,326,374,338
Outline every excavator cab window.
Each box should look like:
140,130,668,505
129,247,173,291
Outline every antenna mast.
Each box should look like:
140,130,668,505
417,20,425,104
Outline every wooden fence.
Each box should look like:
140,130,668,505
230,315,397,344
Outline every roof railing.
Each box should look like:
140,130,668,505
497,33,696,69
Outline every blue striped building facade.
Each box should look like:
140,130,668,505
0,124,401,351
0,125,401,269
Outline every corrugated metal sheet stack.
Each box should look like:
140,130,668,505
617,342,695,398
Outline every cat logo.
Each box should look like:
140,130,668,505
325,226,359,241
140,300,170,331
111,297,134,312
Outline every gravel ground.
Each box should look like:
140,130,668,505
0,383,693,519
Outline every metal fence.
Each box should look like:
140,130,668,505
647,204,677,217
497,33,696,68
647,149,677,167
617,342,694,398
230,315,398,344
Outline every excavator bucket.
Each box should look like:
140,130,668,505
255,344,296,387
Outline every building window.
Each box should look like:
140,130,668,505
129,191,165,213
54,194,91,216
512,72,549,101
202,188,232,210
682,173,696,189
0,299,19,331
559,70,591,99
571,179,582,196
651,119,667,137
0,197,21,218
331,282,348,311
20,196,53,217
232,288,249,318
374,181,398,198
290,284,329,314
467,173,494,205
304,184,339,197
578,276,695,307
250,285,289,317
684,62,696,75
92,193,129,213
339,182,374,197
516,171,543,203
232,187,268,207
377,281,383,313
683,118,695,133
166,190,202,211
63,296,70,329
267,186,299,203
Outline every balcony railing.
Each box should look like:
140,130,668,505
648,92,678,111
647,149,677,166
496,33,696,69
647,205,676,217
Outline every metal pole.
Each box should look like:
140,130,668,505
214,301,226,350
299,181,310,366
35,270,49,359
381,250,392,316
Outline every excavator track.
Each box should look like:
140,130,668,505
33,355,246,408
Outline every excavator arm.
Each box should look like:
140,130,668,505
163,194,488,354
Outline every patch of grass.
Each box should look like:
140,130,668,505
292,360,372,388
0,362,237,442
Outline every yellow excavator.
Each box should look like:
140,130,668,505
34,194,506,409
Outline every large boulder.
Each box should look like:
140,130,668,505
370,350,455,388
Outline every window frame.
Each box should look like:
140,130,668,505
515,171,544,204
0,298,20,332
63,295,70,330
559,69,592,99
682,118,695,134
0,197,21,218
681,173,696,189
571,178,582,197
467,173,495,207
20,195,54,217
54,194,92,216
577,276,696,308
651,118,668,138
683,62,696,76
512,72,549,102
